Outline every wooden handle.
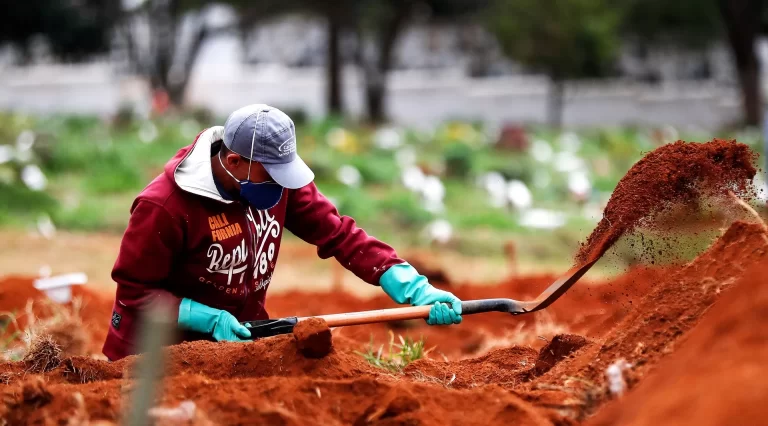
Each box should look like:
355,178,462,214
307,305,432,327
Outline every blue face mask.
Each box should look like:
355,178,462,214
218,148,283,210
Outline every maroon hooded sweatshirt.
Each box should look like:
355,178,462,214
103,126,404,360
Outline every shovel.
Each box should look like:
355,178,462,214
241,259,598,338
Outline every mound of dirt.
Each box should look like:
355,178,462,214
588,262,768,426
149,334,382,381
405,346,538,389
293,317,333,358
576,139,757,264
531,221,768,411
1,374,560,426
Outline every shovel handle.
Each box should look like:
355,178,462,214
314,305,432,327
313,299,520,328
242,299,529,337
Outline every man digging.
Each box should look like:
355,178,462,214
103,104,462,360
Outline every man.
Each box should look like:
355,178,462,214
103,104,462,361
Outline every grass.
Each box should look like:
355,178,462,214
23,334,62,373
355,331,430,373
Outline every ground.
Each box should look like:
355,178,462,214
2,220,767,425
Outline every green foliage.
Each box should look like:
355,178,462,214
0,183,58,217
486,0,622,80
347,154,400,184
355,332,427,373
443,143,474,179
378,191,434,228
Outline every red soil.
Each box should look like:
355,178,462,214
586,261,768,426
0,276,46,330
533,334,591,376
576,139,757,264
0,221,766,425
529,221,768,411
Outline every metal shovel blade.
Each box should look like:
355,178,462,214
461,258,600,316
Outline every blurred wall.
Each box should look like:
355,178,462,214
0,62,740,131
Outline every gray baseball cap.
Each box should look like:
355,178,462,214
223,104,314,189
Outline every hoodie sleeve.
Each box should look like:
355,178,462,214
284,183,405,285
110,199,184,332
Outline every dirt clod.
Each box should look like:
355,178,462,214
534,334,590,376
293,317,333,358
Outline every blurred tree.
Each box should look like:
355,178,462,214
719,0,764,126
486,0,622,128
0,0,118,63
326,1,346,116
349,0,488,123
119,0,296,108
621,0,764,127
353,0,418,123
299,0,357,116
620,0,722,49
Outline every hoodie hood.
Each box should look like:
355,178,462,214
165,126,233,204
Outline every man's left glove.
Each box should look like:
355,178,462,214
379,262,462,325
177,298,252,342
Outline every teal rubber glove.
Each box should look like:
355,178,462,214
379,262,462,325
177,298,252,342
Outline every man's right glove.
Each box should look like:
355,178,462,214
177,298,252,342
379,262,462,325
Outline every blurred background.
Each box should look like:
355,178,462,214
1,0,767,291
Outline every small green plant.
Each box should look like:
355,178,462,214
355,331,429,373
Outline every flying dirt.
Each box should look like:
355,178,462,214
1,139,766,425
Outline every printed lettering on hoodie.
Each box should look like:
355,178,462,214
202,209,281,294
249,210,281,292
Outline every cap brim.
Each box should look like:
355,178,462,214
263,156,315,189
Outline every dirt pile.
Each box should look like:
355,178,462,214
576,139,757,264
293,317,333,358
531,221,768,411
405,346,539,388
587,262,768,426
